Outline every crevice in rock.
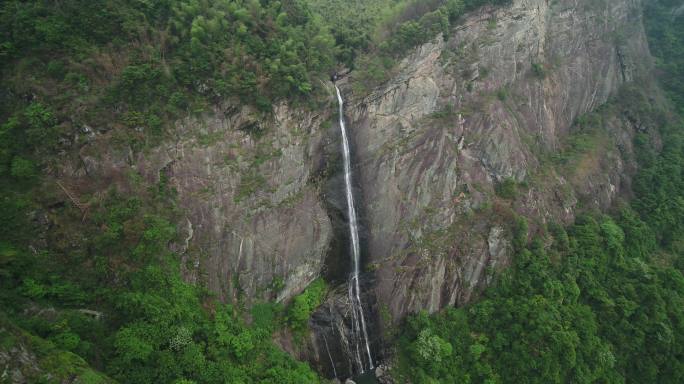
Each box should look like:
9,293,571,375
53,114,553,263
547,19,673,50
305,86,382,380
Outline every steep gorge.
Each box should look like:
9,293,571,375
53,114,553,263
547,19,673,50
271,0,655,379
0,0,668,381
71,0,654,376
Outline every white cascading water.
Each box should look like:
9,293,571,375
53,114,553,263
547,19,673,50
322,333,338,379
335,85,374,373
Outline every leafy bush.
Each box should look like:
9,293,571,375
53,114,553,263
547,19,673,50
288,279,327,330
251,302,283,331
51,331,80,351
531,62,546,78
495,178,518,199
413,328,452,364
10,157,36,179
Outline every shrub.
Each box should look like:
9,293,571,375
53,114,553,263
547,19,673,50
288,279,327,330
512,215,529,251
251,302,283,330
51,331,80,351
495,178,518,199
10,157,36,179
531,62,546,78
413,328,453,364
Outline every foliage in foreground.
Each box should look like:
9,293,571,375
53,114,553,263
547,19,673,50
0,185,322,383
396,208,684,383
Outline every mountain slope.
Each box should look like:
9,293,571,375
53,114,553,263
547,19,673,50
344,0,651,323
2,0,684,383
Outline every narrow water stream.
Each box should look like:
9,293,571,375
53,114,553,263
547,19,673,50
334,84,374,373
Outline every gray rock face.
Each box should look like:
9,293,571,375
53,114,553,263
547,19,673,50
159,103,334,303
65,99,335,304
343,0,651,323
0,344,43,383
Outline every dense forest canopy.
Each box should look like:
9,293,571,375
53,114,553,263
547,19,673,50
0,0,683,383
645,0,684,114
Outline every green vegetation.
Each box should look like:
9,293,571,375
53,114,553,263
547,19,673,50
1,0,336,105
307,0,512,92
0,183,323,382
0,312,113,383
393,2,684,382
531,62,546,79
288,279,328,331
645,0,684,114
494,178,520,200
309,0,511,61
396,207,684,383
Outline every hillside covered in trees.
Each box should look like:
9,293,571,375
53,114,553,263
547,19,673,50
393,0,684,382
1,0,684,383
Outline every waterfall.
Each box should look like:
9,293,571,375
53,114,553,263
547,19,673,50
322,333,338,379
334,85,374,373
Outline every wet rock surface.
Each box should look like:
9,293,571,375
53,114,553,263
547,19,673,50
308,277,381,380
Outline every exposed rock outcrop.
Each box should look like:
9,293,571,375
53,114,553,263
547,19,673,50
165,103,333,303
0,315,114,383
62,99,335,305
343,0,652,323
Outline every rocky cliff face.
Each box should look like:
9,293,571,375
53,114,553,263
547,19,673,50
63,100,334,305
342,0,651,323
56,0,652,347
165,104,333,304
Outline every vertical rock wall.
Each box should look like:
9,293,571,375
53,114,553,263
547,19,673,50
69,99,335,305
344,0,651,322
